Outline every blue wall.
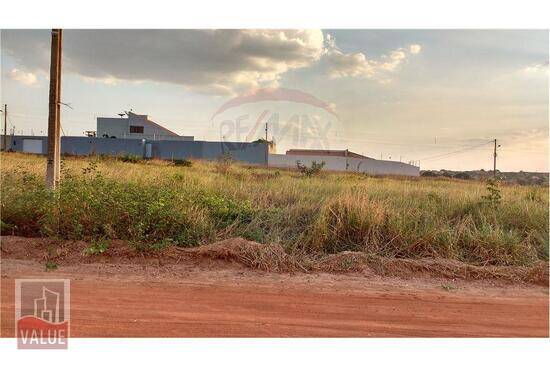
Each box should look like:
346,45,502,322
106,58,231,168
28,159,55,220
3,135,268,165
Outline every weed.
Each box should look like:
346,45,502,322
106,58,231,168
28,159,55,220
526,187,543,202
119,154,142,163
84,239,110,255
45,261,58,271
441,283,457,292
173,173,185,181
131,238,174,252
215,153,233,175
341,257,355,270
481,179,502,205
296,160,325,177
173,159,192,167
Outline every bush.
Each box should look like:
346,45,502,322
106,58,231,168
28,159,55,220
296,160,325,177
173,159,192,167
119,154,142,163
84,239,110,255
420,171,438,177
481,179,502,205
453,172,472,180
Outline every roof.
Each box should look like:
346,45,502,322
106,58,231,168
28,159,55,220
145,118,179,136
127,112,179,136
286,149,368,159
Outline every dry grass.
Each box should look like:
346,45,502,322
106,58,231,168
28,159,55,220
1,152,548,268
196,237,303,272
312,252,548,285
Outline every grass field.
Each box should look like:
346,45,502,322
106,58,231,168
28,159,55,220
1,152,548,266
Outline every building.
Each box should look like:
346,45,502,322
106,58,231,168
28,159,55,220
0,110,267,164
97,111,194,141
0,110,418,176
2,134,269,165
269,149,419,176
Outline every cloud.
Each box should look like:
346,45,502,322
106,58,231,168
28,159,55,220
2,29,325,95
2,30,421,93
324,35,421,83
8,68,38,85
521,62,548,75
409,44,422,54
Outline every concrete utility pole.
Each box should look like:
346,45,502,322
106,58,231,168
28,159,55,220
46,29,62,190
3,104,6,151
493,139,500,178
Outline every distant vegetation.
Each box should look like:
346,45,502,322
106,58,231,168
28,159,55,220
421,169,549,186
1,152,548,267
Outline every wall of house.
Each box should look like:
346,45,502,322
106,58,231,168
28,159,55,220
97,116,193,141
2,135,268,165
268,153,419,176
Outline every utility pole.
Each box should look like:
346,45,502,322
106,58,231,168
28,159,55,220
46,29,62,190
265,122,268,141
55,29,63,181
3,104,6,151
493,139,500,178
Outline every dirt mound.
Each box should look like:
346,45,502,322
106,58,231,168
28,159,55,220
1,236,547,285
196,238,302,272
315,251,549,286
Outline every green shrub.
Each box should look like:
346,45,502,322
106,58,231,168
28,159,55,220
84,239,110,255
119,154,142,163
296,160,325,177
173,159,192,167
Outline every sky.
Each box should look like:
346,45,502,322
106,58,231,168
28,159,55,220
1,29,548,171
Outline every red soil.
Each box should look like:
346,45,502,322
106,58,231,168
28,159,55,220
1,236,548,337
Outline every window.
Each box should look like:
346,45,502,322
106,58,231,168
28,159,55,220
129,125,144,134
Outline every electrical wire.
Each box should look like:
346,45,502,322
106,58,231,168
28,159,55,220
417,141,493,162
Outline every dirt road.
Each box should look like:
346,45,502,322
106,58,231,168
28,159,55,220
1,258,548,337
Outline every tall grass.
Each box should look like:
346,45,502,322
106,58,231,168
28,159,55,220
1,152,548,266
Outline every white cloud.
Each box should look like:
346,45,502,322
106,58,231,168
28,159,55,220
409,44,422,54
8,68,38,85
3,30,422,92
324,35,421,83
2,29,325,95
522,62,548,75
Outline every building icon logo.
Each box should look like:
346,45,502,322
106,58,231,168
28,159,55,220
15,279,70,349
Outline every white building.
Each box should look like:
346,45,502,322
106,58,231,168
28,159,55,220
97,111,193,141
269,149,419,176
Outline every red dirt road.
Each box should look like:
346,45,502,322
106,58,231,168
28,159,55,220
1,259,548,337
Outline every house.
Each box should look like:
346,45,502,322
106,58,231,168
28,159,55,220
96,111,194,141
269,148,419,176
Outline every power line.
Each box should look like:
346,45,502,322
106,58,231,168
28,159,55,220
417,140,493,162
